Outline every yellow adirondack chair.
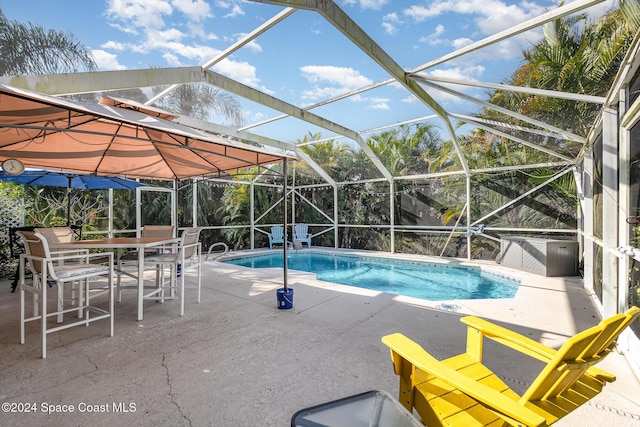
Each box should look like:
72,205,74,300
382,306,640,427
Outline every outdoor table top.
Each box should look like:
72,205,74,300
52,236,180,249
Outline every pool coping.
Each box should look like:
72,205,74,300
220,247,520,302
212,247,590,331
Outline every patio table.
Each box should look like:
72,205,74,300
51,237,179,321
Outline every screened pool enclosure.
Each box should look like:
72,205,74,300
0,0,639,376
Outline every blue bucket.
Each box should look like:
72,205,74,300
276,287,294,309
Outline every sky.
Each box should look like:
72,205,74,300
0,0,619,143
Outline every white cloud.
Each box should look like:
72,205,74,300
452,37,474,50
162,52,182,67
384,12,401,23
243,110,267,123
245,40,262,53
343,0,388,8
106,0,214,37
148,28,186,45
382,22,397,35
231,34,262,53
428,66,484,81
401,95,422,106
367,97,390,110
410,66,486,104
107,22,139,36
359,0,388,9
224,4,245,18
187,22,205,37
403,0,547,34
419,24,445,46
299,65,387,109
301,65,373,91
213,59,272,93
310,22,322,35
92,49,127,70
105,0,173,29
382,12,401,35
101,41,126,51
171,0,211,21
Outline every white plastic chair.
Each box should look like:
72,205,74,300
143,227,202,316
17,231,114,358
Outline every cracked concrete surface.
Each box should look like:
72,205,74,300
0,250,639,426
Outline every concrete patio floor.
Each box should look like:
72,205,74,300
0,250,639,426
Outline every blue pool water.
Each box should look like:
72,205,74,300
223,252,519,301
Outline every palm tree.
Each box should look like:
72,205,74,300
152,83,244,128
487,3,638,137
0,9,95,75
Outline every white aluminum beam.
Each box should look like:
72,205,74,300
201,69,394,181
146,7,297,105
457,115,569,140
242,0,605,135
411,73,605,104
298,115,438,147
473,167,575,225
419,79,586,143
251,0,470,176
0,67,204,96
451,114,575,162
240,78,393,131
408,0,606,73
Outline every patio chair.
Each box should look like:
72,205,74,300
116,225,176,302
382,306,640,427
121,225,176,258
268,226,284,249
34,226,76,245
293,223,311,247
34,227,90,322
9,226,37,292
17,231,115,358
143,227,202,316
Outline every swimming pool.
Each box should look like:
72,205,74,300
223,252,519,301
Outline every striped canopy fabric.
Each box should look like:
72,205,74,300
0,85,293,181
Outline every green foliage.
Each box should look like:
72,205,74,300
0,9,95,75
151,83,244,128
484,4,638,138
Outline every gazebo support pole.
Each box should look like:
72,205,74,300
283,158,288,292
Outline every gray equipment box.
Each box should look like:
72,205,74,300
499,236,579,276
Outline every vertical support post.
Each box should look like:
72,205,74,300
135,187,142,235
390,180,395,254
602,106,619,317
108,188,114,237
283,158,288,292
467,174,472,260
291,162,296,230
334,185,339,249
583,153,594,294
192,180,197,227
250,180,255,250
172,180,178,231
618,89,630,314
